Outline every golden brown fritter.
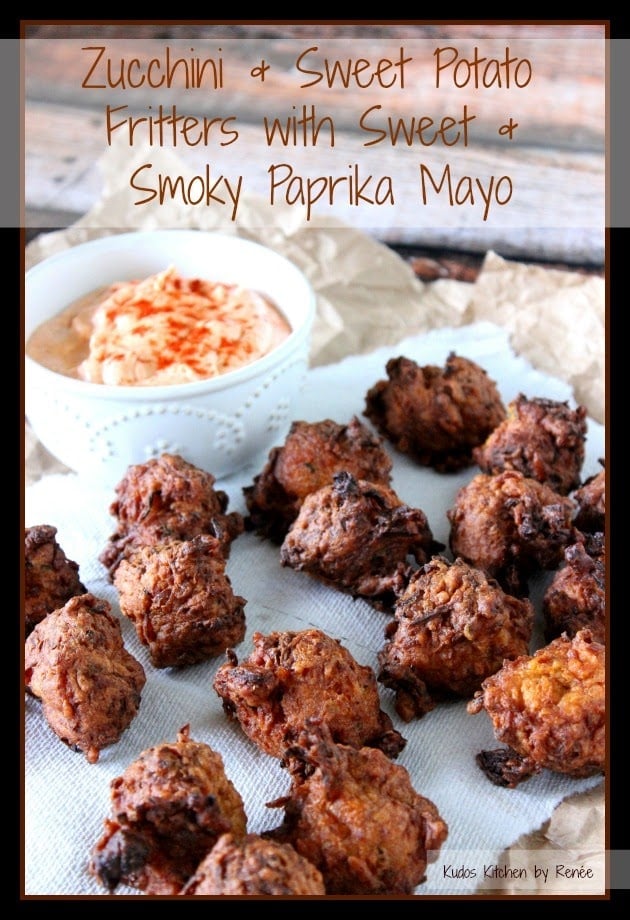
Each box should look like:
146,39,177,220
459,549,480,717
378,556,534,720
24,593,145,764
448,470,575,596
364,352,506,472
243,416,393,543
99,453,244,577
265,721,448,895
573,461,606,533
213,628,405,760
181,833,326,896
24,524,86,637
543,532,605,644
89,725,247,895
473,394,587,495
280,471,440,611
467,630,605,787
114,534,246,668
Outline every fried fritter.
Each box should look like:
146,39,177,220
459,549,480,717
448,470,575,596
280,471,440,611
265,720,448,895
181,833,326,896
99,453,244,577
364,352,506,472
24,593,145,764
24,524,86,637
467,629,605,787
114,534,246,668
213,628,405,760
473,394,587,495
573,461,606,533
90,725,247,895
243,417,393,543
378,556,534,720
543,532,605,644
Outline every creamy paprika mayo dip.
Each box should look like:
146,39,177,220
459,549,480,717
26,266,292,386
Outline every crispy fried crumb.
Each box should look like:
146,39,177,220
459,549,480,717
379,556,534,719
89,725,247,894
181,833,325,895
100,453,244,577
473,394,587,495
24,593,145,763
214,628,406,760
573,461,606,533
265,720,448,895
543,532,605,643
114,535,246,668
468,630,605,786
364,352,506,471
244,417,393,543
281,471,440,611
448,470,575,596
24,524,86,636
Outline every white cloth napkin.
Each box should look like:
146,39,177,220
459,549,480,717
24,321,605,896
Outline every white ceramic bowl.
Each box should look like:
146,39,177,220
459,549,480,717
25,230,316,486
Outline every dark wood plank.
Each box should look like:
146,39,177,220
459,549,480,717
390,244,604,281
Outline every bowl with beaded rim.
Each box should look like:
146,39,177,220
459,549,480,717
25,229,316,486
